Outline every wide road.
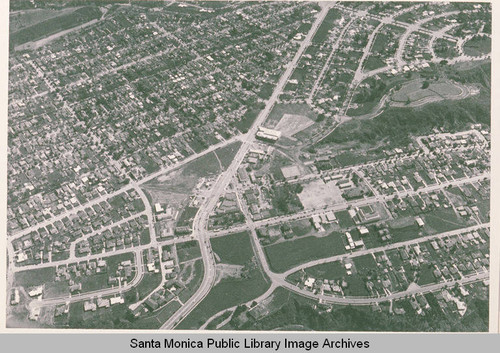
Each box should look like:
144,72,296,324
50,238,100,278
208,172,489,238
159,2,336,330
8,135,242,241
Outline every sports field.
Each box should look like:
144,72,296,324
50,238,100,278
391,79,467,107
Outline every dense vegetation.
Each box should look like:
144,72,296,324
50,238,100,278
271,183,304,215
337,63,490,147
323,75,489,148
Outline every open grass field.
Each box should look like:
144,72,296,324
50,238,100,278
463,35,491,57
388,222,422,242
181,152,221,178
176,206,198,227
211,231,253,266
234,104,264,133
10,7,80,33
364,56,386,71
302,260,345,280
176,267,270,329
423,208,468,234
146,301,183,327
214,141,242,170
335,210,356,228
264,232,346,273
417,264,437,286
178,259,204,303
10,7,102,48
290,219,315,237
176,240,202,263
140,229,150,245
132,272,162,301
15,267,56,288
353,254,377,271
344,275,370,297
266,103,317,128
312,8,342,43
43,281,70,299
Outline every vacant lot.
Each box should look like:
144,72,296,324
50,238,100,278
264,232,346,273
274,114,314,137
176,240,202,263
298,179,344,209
364,56,386,71
11,7,102,47
464,35,491,57
423,208,468,234
302,261,345,280
181,152,221,178
132,272,162,301
312,8,342,43
211,231,254,266
266,103,317,128
15,267,56,288
344,275,370,297
178,259,204,304
214,141,242,169
176,267,269,329
353,254,377,271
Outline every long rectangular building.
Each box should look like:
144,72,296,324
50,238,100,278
256,126,281,141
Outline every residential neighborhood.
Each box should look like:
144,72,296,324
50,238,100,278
7,1,490,333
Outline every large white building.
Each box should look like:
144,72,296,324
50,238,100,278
256,126,281,141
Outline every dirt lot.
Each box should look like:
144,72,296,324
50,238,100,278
298,179,345,209
275,113,315,137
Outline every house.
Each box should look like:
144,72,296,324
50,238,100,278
325,211,336,222
97,298,110,308
10,289,20,305
415,216,425,227
28,286,43,297
84,301,97,312
69,283,82,293
109,297,125,305
358,226,369,235
304,277,315,288
145,298,159,311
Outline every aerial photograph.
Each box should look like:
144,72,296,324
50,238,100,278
6,0,491,331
